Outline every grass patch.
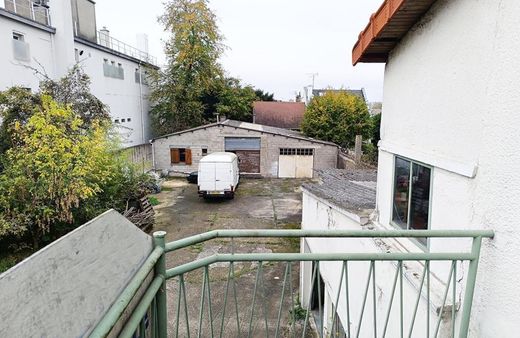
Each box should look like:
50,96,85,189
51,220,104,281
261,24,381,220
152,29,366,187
149,196,161,206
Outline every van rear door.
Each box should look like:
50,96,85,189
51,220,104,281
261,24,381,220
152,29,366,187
199,162,216,191
215,162,232,191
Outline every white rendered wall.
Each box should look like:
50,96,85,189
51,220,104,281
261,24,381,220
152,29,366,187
76,41,152,145
375,0,520,336
300,190,450,337
0,20,54,90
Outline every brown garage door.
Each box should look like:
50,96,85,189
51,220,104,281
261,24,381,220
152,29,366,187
225,137,261,174
235,150,260,173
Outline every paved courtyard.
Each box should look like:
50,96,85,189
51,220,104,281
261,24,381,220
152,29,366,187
152,178,314,337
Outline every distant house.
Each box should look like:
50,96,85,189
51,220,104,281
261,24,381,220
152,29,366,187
252,101,306,130
151,119,338,178
301,0,519,336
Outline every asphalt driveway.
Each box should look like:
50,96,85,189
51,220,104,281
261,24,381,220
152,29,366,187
152,178,314,337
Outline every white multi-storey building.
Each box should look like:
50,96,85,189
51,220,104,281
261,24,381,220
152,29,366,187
0,0,157,146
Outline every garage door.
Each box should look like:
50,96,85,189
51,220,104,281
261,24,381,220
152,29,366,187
278,148,314,178
225,137,261,174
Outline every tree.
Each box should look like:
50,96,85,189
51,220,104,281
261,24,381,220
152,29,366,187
215,78,257,121
301,91,371,148
150,0,225,135
0,96,115,248
0,67,110,156
254,89,275,101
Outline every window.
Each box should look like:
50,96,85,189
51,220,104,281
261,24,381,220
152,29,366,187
114,119,120,123
12,32,24,41
121,119,126,123
103,59,124,79
170,148,192,165
392,156,432,245
202,148,208,155
127,118,132,122
280,148,314,156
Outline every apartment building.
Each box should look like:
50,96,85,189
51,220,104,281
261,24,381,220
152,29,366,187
0,0,157,146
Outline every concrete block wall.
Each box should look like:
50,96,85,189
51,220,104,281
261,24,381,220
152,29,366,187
152,124,338,177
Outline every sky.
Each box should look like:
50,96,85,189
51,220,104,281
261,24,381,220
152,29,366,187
95,0,385,102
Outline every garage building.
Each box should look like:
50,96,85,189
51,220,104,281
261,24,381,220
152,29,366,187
151,119,338,178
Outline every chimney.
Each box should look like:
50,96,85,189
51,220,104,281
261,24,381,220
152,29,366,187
99,26,110,48
136,33,149,55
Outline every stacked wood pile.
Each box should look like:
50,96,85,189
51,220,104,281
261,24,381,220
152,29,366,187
123,197,155,232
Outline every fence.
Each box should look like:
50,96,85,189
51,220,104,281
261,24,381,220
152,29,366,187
89,229,494,338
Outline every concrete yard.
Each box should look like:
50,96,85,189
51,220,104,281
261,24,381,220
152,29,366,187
152,178,314,337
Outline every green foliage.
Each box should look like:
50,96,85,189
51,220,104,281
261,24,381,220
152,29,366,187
254,89,275,101
0,96,115,247
370,112,381,147
148,196,160,206
301,91,371,148
215,78,257,121
289,296,308,322
0,67,110,157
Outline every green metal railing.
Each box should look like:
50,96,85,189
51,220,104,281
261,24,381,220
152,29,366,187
89,229,494,338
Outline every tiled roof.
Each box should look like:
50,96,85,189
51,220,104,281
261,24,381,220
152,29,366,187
253,101,306,130
302,168,377,215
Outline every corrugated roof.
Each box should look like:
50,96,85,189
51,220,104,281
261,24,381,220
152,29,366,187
253,101,305,129
352,0,438,65
152,119,338,147
302,168,377,215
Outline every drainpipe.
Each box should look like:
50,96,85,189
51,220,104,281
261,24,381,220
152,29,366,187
138,62,145,145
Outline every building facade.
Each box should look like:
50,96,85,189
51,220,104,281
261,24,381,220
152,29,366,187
302,0,520,336
152,119,339,178
0,0,156,146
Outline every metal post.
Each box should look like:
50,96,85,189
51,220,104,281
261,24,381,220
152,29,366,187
154,231,168,338
458,236,482,338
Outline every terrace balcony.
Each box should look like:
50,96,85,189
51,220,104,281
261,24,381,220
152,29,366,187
2,0,50,26
89,229,493,338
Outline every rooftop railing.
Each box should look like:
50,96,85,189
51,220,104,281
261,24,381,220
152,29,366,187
3,0,50,26
97,30,157,66
89,229,494,338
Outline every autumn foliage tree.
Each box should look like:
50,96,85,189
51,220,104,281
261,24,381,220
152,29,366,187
150,0,225,134
0,96,115,248
301,91,371,148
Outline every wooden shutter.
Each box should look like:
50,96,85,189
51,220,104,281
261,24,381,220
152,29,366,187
170,148,180,164
185,149,192,165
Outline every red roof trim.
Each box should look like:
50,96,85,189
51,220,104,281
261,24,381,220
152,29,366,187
352,0,437,66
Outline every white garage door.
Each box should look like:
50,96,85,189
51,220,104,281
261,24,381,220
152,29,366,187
278,148,314,178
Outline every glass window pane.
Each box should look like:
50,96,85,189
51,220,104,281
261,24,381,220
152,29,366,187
392,157,410,229
409,164,431,231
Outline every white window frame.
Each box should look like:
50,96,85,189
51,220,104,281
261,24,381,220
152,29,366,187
390,155,434,249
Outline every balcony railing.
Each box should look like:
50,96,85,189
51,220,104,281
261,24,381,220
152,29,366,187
97,30,157,66
88,229,494,338
3,0,50,26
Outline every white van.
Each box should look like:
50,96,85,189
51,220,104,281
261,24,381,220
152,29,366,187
198,152,239,199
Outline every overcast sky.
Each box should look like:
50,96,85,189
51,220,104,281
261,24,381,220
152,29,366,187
95,0,385,102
